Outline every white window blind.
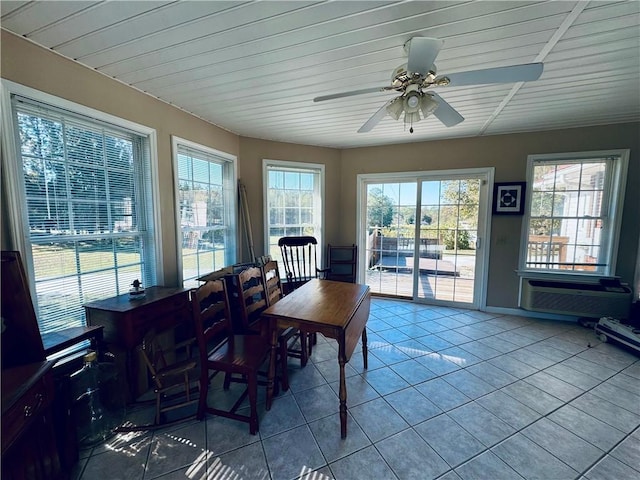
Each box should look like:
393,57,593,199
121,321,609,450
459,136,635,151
11,95,156,336
176,142,236,287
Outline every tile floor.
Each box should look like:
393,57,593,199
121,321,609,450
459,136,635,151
72,298,640,480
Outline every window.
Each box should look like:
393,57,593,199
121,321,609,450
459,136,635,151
5,90,158,338
520,150,628,276
263,160,324,263
173,138,237,287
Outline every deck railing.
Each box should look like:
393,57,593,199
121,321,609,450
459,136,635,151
526,235,569,268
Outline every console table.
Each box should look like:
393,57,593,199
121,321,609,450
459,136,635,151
84,286,191,402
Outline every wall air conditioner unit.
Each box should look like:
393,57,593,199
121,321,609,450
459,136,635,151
520,279,632,319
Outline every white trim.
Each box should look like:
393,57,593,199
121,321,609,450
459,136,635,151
1,83,30,254
172,136,184,283
172,136,237,163
478,168,495,310
358,167,493,183
1,82,37,305
356,176,364,284
171,135,238,285
262,159,325,262
526,149,630,164
516,270,620,282
2,79,155,135
607,150,629,274
148,129,163,282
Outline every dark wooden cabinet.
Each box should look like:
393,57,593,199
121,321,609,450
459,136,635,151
1,251,62,480
1,252,45,369
1,362,55,454
84,286,191,401
1,362,60,480
325,244,358,283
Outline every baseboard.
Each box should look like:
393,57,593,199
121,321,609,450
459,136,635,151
483,305,579,323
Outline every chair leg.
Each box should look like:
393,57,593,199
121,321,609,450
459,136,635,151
184,374,191,402
300,332,308,367
307,332,317,358
279,338,290,391
248,375,258,435
197,373,208,420
155,393,162,425
279,358,288,394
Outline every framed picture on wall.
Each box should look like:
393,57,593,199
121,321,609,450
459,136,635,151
493,182,526,215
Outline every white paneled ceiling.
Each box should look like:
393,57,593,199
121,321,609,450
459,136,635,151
2,1,639,148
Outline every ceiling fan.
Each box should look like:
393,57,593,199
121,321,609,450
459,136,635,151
313,37,544,133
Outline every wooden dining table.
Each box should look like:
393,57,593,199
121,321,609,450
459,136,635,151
262,278,371,438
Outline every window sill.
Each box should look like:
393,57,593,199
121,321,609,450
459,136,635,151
516,270,620,283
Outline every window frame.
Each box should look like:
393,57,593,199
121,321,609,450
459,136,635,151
518,149,629,279
262,159,325,265
172,136,238,287
1,79,162,336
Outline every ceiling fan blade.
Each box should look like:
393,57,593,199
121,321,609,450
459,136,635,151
313,86,390,102
406,37,444,75
430,93,464,127
437,62,544,87
358,101,392,133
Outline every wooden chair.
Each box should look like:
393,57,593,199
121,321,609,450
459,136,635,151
138,328,200,425
262,260,309,368
224,265,270,335
278,236,327,352
277,236,328,293
224,265,295,386
191,278,283,434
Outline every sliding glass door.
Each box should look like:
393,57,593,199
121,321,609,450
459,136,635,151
416,177,481,303
360,169,491,307
365,181,418,297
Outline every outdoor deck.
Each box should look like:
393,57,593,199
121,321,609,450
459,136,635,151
374,255,460,276
365,269,474,304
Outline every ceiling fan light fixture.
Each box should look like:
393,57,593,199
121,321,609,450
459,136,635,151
420,93,439,118
404,110,420,125
386,97,404,120
404,91,421,113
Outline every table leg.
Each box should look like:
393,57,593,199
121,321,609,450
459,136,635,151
361,326,368,370
266,320,278,411
338,343,347,438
